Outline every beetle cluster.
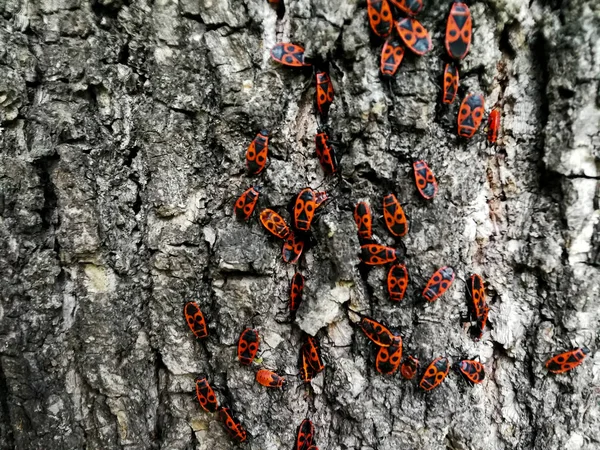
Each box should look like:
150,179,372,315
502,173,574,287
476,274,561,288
181,0,591,445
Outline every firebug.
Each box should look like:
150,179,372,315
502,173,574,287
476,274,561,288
234,186,260,221
367,0,394,38
354,201,373,242
376,335,403,375
419,357,450,391
445,1,472,60
387,263,408,302
282,230,305,264
246,130,269,175
457,94,485,138
487,108,500,144
314,130,339,175
423,266,455,302
380,35,405,77
389,0,423,16
360,243,403,265
218,407,247,442
256,369,286,388
259,208,291,240
442,63,459,104
316,71,335,120
184,301,208,339
195,377,219,413
413,160,438,200
290,272,305,312
546,347,590,374
382,193,408,237
396,18,432,56
238,328,260,366
401,355,419,380
360,317,395,347
271,43,311,67
295,419,315,450
454,359,485,385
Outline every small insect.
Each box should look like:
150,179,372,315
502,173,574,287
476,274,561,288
303,336,325,373
218,407,247,442
400,355,420,380
467,274,486,320
367,0,394,38
413,160,438,200
314,191,329,207
234,186,260,221
546,347,591,374
387,264,408,302
354,201,373,241
184,301,208,339
314,130,339,175
382,193,408,237
296,419,315,450
423,266,455,302
487,108,500,144
256,369,286,388
300,350,317,383
389,0,423,16
259,208,291,240
457,94,485,138
380,35,405,77
290,272,305,312
246,130,269,175
473,303,489,341
454,359,485,385
316,71,335,119
238,328,260,366
307,447,320,450
271,42,311,67
195,377,219,412
292,188,319,232
376,335,403,375
419,357,450,391
282,231,304,264
360,244,403,265
360,317,395,347
445,1,472,60
442,63,459,104
396,18,432,56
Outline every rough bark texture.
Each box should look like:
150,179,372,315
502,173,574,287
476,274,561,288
1,0,599,449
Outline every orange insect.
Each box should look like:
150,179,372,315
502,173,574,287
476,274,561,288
282,230,304,264
487,108,501,144
295,419,315,450
315,130,339,175
400,355,419,380
396,18,432,56
442,63,459,104
259,208,291,240
413,160,438,200
360,244,402,265
473,303,490,341
218,407,247,442
271,43,311,67
184,301,208,339
423,266,455,302
237,328,260,366
302,336,325,373
382,193,408,237
376,335,403,375
380,35,405,77
256,369,286,388
195,377,219,412
454,359,485,385
300,349,317,383
546,347,590,374
292,188,319,232
457,94,485,138
445,1,472,60
316,71,335,119
246,130,269,175
289,272,305,312
387,263,408,302
360,317,395,347
419,357,450,391
467,274,486,321
354,201,373,241
367,0,394,38
389,0,423,16
234,186,260,221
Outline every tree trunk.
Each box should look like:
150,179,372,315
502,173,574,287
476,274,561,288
1,0,599,449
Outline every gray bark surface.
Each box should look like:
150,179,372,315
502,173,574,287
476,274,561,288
1,0,599,449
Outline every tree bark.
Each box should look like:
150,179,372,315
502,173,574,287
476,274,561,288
0,0,599,449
